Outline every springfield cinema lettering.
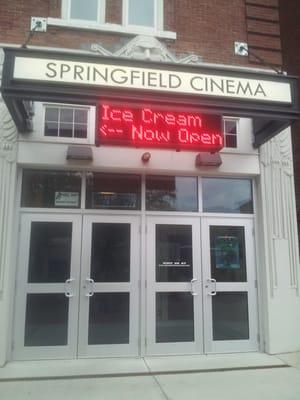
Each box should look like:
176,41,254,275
97,103,223,152
12,57,292,103
46,62,266,98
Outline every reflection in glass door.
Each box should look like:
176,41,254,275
13,214,82,360
146,217,203,355
78,215,140,357
201,218,258,353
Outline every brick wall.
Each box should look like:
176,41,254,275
0,0,282,69
246,0,282,67
279,0,300,229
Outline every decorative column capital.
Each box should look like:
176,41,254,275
259,130,293,176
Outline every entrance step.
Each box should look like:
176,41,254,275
0,353,288,382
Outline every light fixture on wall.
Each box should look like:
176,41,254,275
66,146,93,161
195,152,222,167
141,152,151,163
21,17,47,48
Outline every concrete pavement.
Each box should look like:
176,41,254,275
0,353,299,400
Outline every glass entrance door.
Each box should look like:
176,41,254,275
146,216,258,355
14,213,257,360
78,215,140,357
13,214,82,360
201,218,258,353
146,217,203,355
14,214,140,360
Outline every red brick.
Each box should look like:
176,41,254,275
0,1,283,69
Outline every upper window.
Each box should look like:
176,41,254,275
44,105,89,139
202,178,253,214
70,0,98,21
61,0,163,30
21,170,82,208
127,0,155,28
146,176,198,212
53,0,175,39
223,118,238,148
67,0,105,23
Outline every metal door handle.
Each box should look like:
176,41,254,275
190,278,198,296
85,277,95,297
207,278,217,296
64,278,75,298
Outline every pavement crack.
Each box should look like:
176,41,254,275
142,358,171,400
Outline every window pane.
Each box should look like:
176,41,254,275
128,0,154,27
44,107,88,140
156,225,193,282
210,226,247,282
74,109,88,124
21,170,81,208
156,292,194,343
45,107,59,122
88,293,129,345
202,178,253,213
60,122,73,137
60,108,74,123
45,122,58,137
225,134,237,148
74,124,87,138
146,176,198,212
25,294,69,346
91,223,130,282
28,222,72,283
70,0,98,21
212,292,249,340
224,120,237,135
86,173,141,210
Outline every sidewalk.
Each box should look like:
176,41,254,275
0,353,299,400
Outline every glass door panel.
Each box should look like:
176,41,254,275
146,217,203,355
201,218,258,353
156,292,195,343
156,224,193,282
14,214,82,360
88,293,130,345
78,215,140,357
25,293,69,346
90,223,130,283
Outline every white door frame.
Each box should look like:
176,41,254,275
201,217,258,353
13,213,82,360
77,214,140,357
145,216,203,355
14,213,258,359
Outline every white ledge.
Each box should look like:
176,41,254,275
47,18,177,40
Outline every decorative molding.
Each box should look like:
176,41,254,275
260,129,300,296
114,35,177,62
90,35,203,64
0,104,18,163
0,48,18,292
90,43,113,57
178,54,204,65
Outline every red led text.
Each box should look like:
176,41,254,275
98,103,224,152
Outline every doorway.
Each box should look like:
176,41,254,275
145,216,258,355
13,213,258,360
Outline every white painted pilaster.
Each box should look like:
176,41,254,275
258,128,300,354
0,48,18,366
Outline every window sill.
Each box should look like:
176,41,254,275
47,18,176,40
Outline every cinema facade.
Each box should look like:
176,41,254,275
0,42,300,365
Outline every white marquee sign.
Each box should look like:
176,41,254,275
13,56,292,104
